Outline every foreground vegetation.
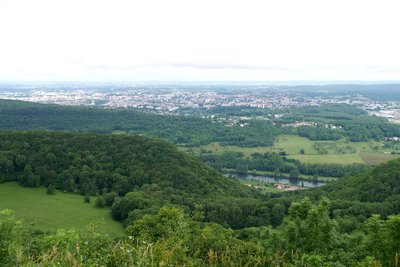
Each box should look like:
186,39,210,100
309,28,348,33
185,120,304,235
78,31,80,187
2,198,400,266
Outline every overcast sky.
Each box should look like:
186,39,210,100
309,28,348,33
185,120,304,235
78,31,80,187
1,0,400,82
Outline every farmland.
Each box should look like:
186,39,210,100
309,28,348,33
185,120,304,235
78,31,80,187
188,134,400,165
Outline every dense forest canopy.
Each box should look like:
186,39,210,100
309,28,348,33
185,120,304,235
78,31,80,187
2,100,399,146
278,104,400,141
1,131,400,230
0,100,283,147
0,131,280,229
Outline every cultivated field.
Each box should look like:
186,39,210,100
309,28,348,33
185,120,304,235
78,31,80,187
189,134,400,165
0,182,124,237
359,151,400,165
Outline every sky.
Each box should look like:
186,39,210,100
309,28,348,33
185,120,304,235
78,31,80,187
0,0,400,82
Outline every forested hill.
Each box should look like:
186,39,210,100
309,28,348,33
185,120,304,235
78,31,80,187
319,157,400,203
0,131,254,197
0,131,273,228
0,99,282,147
290,158,400,225
277,103,400,141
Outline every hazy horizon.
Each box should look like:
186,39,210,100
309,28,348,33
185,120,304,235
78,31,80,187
1,0,400,82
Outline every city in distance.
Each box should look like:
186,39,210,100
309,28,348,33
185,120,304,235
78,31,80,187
1,81,400,266
2,0,400,265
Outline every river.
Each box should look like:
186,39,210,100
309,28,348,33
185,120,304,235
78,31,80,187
228,174,327,188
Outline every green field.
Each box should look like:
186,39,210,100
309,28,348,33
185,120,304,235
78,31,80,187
290,154,364,164
188,134,400,165
274,135,319,155
187,142,276,157
0,182,124,237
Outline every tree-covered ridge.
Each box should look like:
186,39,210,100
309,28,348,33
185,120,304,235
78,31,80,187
267,157,400,235
278,104,400,141
319,157,400,203
0,99,283,147
0,131,244,196
0,131,279,228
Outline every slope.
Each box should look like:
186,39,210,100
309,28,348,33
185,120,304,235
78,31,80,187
0,131,269,229
0,99,282,147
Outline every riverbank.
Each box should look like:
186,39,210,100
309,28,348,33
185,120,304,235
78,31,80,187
223,168,337,182
226,172,328,190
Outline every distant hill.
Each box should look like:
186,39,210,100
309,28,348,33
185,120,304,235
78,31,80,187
0,99,282,147
322,158,400,203
293,158,400,221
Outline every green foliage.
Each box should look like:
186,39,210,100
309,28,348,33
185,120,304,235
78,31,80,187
0,99,284,147
19,165,40,187
0,210,21,266
84,193,91,203
279,104,400,142
283,197,337,254
0,131,268,228
47,184,55,195
95,196,106,208
289,168,300,179
3,199,400,266
102,192,118,206
1,100,400,265
200,150,368,178
298,125,342,140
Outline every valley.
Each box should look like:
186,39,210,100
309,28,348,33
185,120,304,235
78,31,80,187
2,0,400,264
1,89,400,266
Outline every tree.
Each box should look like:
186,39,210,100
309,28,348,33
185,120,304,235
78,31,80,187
289,168,300,179
95,196,106,208
84,193,91,203
47,184,55,195
235,163,248,175
284,197,337,254
271,203,285,226
20,165,40,187
300,148,305,154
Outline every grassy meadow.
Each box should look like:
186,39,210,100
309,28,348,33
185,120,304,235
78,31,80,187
0,182,124,237
187,134,400,165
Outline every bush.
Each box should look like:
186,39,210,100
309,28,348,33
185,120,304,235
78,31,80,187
84,193,91,203
95,196,106,208
103,192,118,206
47,184,55,195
